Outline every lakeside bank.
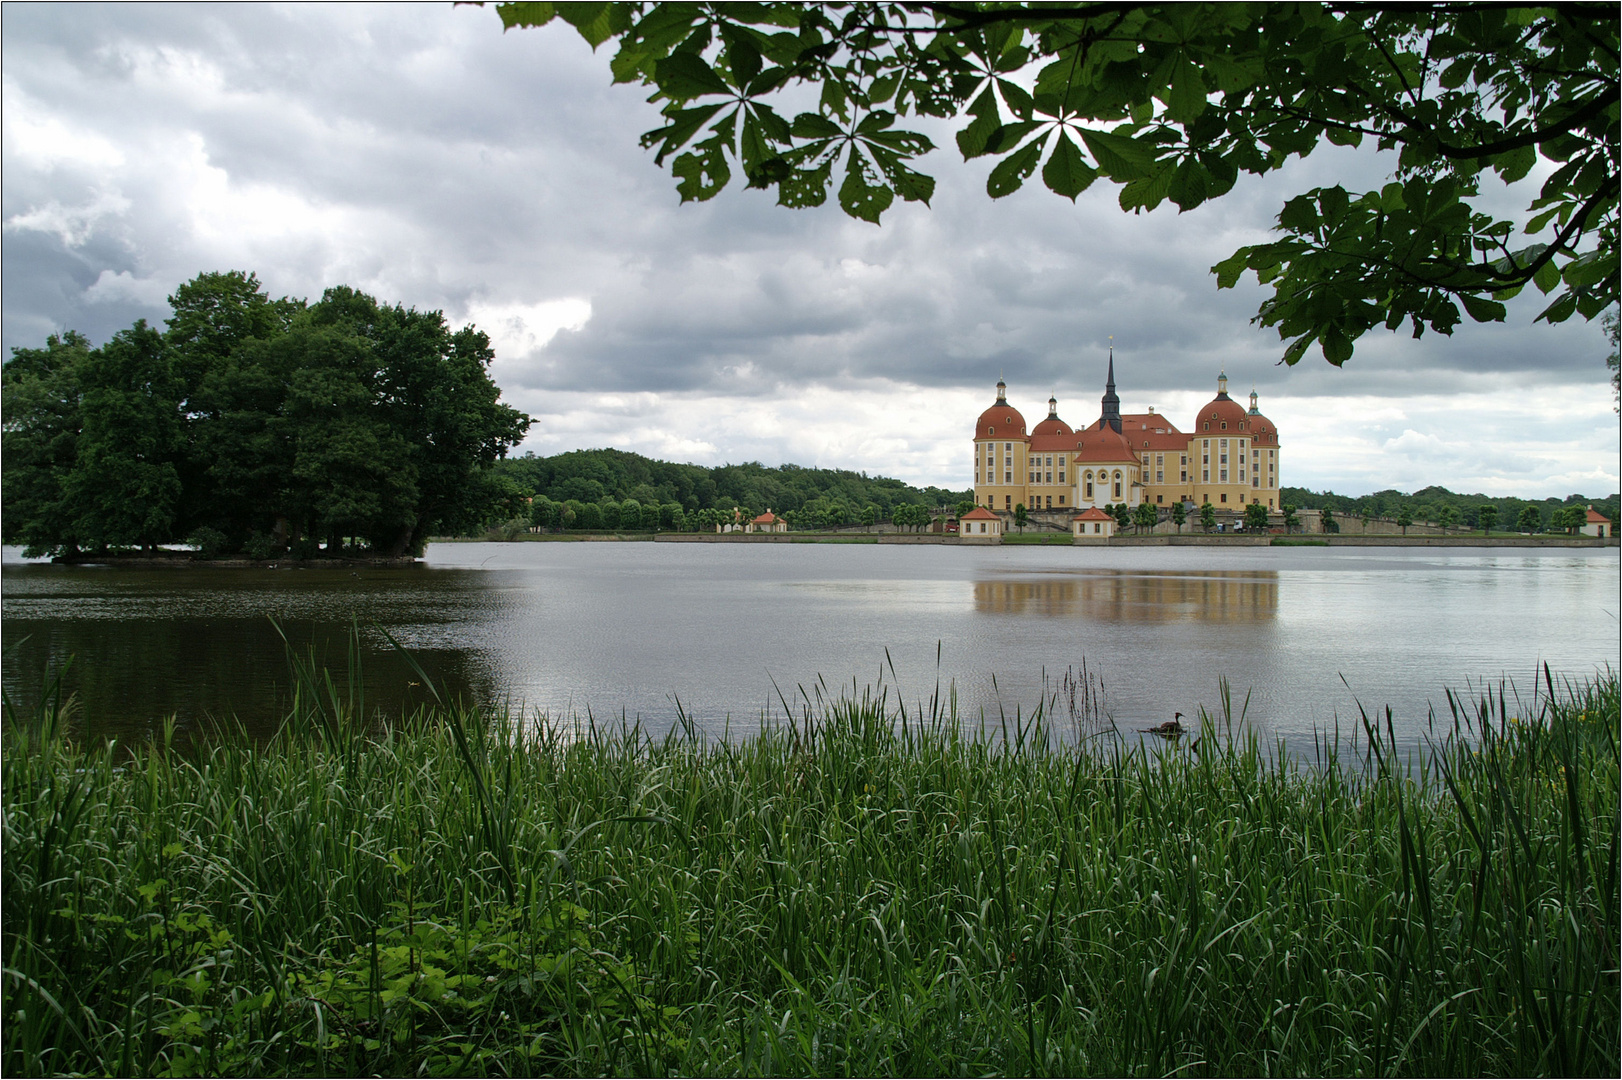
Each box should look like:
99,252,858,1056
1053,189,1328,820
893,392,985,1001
6,668,1616,1077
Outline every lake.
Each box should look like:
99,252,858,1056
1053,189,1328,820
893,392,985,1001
3,542,1616,752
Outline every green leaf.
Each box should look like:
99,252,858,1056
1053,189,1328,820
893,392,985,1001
984,122,1041,156
555,2,626,49
1167,159,1209,211
1321,327,1353,366
1278,195,1319,233
1459,294,1507,322
1562,250,1617,289
1166,56,1208,123
654,51,732,99
1119,166,1174,213
1281,334,1315,366
1492,144,1535,184
1316,186,1349,222
791,112,843,139
987,139,1043,199
1079,129,1158,180
1535,291,1578,324
672,140,731,202
495,3,557,31
1041,132,1096,201
838,151,893,223
996,79,1034,121
777,161,832,209
1212,249,1250,290
640,104,725,164
1532,258,1561,295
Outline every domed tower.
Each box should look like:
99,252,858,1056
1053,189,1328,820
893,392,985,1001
1244,385,1281,506
1188,370,1273,513
973,377,1029,513
1028,393,1076,513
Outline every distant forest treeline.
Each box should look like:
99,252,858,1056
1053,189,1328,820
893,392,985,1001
1281,485,1619,531
494,449,969,523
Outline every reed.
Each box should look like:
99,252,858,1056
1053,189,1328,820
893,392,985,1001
3,654,1616,1076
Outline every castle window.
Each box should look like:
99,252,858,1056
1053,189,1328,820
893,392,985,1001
1203,422,1209,431
1059,495,1065,505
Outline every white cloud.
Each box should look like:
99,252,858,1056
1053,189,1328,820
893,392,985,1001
467,298,592,365
84,269,172,307
4,188,130,247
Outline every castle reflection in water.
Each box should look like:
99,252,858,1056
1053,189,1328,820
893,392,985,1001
973,571,1279,623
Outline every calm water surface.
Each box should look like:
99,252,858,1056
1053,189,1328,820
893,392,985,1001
3,542,1616,751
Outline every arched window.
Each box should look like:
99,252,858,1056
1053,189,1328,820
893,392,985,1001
1203,422,1209,431
1113,471,1123,499
1220,422,1227,430
989,427,995,435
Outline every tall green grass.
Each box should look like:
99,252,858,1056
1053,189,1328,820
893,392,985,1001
3,651,1616,1076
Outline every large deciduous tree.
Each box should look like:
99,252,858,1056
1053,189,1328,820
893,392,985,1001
492,2,1618,366
2,273,531,558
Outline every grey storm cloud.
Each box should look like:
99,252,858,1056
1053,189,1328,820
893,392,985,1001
3,3,1615,496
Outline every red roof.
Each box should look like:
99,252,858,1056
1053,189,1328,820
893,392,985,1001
752,510,781,524
961,506,1001,521
975,401,1028,440
1119,413,1187,451
1029,414,1075,450
1071,421,1141,464
1073,507,1113,521
1586,507,1610,523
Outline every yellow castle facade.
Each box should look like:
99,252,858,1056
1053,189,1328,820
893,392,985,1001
972,356,1282,515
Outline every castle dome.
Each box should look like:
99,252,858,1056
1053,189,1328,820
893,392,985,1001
1030,415,1073,447
1029,394,1073,447
975,379,1028,439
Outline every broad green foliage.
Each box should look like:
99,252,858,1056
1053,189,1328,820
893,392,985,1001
1132,500,1156,531
1244,500,1269,529
495,2,1618,365
2,273,532,558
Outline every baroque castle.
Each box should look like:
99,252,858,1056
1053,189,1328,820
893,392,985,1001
972,355,1281,515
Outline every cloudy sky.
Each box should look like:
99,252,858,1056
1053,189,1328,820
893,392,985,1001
5,4,1616,498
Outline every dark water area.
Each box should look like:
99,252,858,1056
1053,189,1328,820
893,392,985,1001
3,542,1616,752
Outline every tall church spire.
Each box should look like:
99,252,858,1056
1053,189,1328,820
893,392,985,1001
1101,340,1122,433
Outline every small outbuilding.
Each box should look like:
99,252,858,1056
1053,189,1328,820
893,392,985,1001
960,506,1003,544
1582,507,1612,538
1072,506,1115,543
749,509,789,534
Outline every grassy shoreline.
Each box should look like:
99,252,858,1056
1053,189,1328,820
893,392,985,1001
5,668,1617,1076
